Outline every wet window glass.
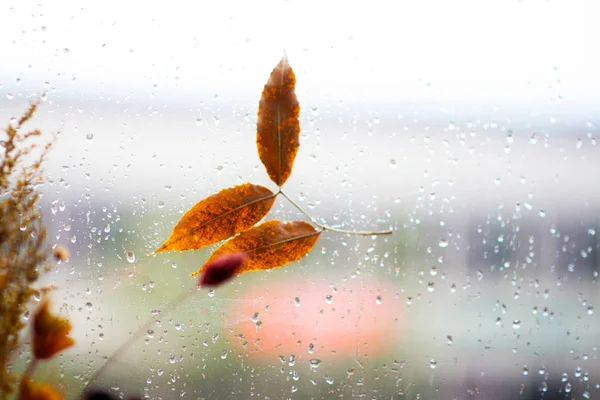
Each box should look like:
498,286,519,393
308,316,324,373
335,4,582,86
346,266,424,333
1,1,598,399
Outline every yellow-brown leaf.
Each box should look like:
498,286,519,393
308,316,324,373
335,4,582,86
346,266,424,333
256,56,300,187
155,183,276,253
192,220,320,277
19,378,63,400
32,299,75,360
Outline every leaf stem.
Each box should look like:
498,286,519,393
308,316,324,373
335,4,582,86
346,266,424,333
85,288,196,387
22,359,38,379
278,190,392,236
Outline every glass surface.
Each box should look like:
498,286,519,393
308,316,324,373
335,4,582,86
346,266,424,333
1,0,599,398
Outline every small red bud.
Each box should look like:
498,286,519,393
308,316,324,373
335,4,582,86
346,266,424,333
199,253,247,288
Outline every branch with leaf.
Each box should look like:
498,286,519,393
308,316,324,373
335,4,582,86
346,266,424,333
155,55,392,280
89,56,393,388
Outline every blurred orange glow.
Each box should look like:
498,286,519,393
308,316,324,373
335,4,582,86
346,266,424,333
226,277,402,363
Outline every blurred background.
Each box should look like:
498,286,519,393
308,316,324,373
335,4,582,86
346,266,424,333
2,0,600,398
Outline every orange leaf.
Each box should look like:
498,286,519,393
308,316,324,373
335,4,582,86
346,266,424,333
19,378,63,400
257,55,300,187
155,183,277,253
192,220,320,277
32,299,75,360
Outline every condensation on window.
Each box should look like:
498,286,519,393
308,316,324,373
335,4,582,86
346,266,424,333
1,1,599,399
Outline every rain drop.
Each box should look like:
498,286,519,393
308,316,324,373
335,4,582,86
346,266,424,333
126,251,136,263
512,320,521,329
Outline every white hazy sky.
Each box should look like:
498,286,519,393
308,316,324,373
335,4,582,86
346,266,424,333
1,0,599,109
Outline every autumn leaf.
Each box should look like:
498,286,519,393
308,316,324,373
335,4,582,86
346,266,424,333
192,220,320,277
155,183,277,253
32,299,75,360
198,252,248,288
19,378,62,400
257,55,300,187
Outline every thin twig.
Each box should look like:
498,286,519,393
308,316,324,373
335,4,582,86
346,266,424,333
22,359,38,379
86,288,196,387
278,190,392,236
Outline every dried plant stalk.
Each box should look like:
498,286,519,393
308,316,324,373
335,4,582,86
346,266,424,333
0,103,54,399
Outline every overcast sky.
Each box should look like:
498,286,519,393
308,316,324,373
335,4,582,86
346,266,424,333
1,0,599,111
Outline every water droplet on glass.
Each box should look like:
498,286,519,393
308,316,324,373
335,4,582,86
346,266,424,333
325,295,333,304
309,358,321,369
325,376,334,385
85,302,93,310
126,251,135,263
565,382,572,393
429,359,437,369
438,239,448,248
220,350,227,359
376,295,382,304
6,93,14,100
512,320,521,329
539,210,546,218
86,133,94,143
288,354,295,367
294,297,301,307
